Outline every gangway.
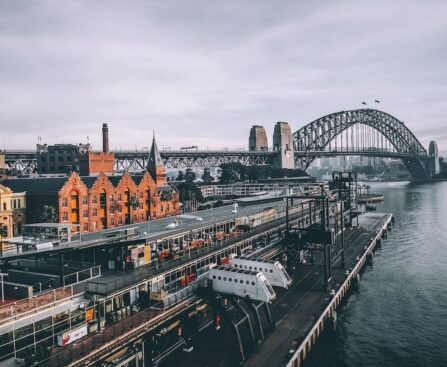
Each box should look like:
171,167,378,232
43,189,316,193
230,258,292,288
208,266,276,303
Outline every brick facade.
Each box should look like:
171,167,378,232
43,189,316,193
57,172,179,233
79,151,115,176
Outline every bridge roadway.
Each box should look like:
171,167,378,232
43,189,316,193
159,213,391,367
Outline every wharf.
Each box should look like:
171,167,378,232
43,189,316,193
161,212,393,367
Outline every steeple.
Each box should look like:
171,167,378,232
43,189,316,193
147,133,166,185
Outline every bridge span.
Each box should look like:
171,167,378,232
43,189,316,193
2,109,439,180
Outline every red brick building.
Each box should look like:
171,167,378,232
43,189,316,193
79,151,115,176
3,136,179,233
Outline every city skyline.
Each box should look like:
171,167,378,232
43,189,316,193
1,0,447,151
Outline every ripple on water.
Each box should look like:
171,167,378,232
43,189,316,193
306,182,447,367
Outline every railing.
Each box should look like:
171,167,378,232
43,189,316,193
85,205,311,295
63,265,102,286
40,297,197,367
0,283,84,326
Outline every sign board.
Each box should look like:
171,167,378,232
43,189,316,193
56,324,88,346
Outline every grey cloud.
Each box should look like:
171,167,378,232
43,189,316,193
0,0,446,151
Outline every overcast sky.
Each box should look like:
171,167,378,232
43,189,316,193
1,0,446,152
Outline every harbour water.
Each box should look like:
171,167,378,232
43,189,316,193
306,181,447,367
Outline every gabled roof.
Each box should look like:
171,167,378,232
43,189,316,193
80,176,99,189
2,177,68,194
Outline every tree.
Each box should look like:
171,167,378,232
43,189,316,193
0,224,7,239
219,163,247,183
185,169,196,183
175,182,205,203
201,168,214,184
39,205,58,223
176,170,185,181
0,224,8,249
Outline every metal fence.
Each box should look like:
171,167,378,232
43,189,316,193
0,283,84,326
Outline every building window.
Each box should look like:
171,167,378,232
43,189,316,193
118,194,122,201
17,199,21,208
118,217,122,224
111,218,115,225
139,192,143,198
62,212,68,221
118,206,122,213
62,198,68,207
2,203,6,210
84,223,89,231
83,197,88,205
83,210,88,218
71,191,80,223
92,196,97,204
140,203,143,209
93,209,97,216
110,207,115,213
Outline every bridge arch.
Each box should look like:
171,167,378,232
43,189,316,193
293,109,429,179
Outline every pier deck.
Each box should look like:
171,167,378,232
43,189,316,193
246,213,391,367
161,212,392,367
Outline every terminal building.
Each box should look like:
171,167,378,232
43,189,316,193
0,197,299,365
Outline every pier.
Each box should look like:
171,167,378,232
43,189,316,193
248,213,393,367
159,212,394,367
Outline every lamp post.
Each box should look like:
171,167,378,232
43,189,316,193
0,272,7,303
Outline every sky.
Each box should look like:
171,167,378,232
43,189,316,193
1,0,446,152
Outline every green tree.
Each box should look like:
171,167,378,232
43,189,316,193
176,170,185,181
0,224,8,250
175,182,205,203
219,163,247,183
185,169,196,183
39,205,58,223
202,168,214,184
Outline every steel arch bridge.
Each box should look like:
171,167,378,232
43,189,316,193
293,109,429,180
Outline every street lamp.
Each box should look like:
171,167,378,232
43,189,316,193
0,273,7,303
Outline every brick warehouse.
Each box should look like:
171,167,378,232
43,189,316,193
2,136,179,233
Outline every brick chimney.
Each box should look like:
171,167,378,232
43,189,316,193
102,123,109,153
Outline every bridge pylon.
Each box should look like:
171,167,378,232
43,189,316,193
273,122,295,169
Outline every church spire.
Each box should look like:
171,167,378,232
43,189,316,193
147,133,166,184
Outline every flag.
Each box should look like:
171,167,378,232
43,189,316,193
362,101,367,105
375,100,380,103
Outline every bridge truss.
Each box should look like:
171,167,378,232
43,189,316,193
3,109,431,180
293,109,429,179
